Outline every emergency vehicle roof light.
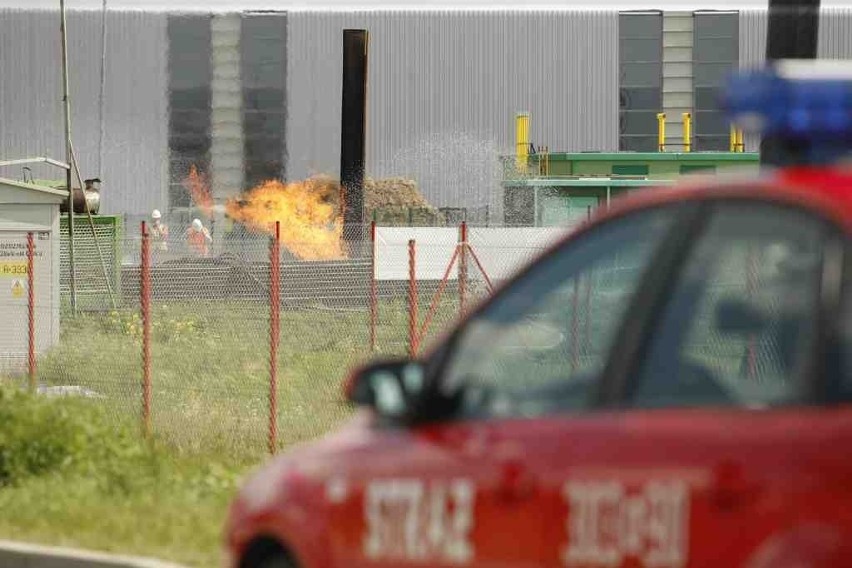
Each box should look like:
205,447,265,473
724,60,852,142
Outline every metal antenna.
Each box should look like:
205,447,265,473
98,0,108,178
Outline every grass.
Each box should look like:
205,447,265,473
36,296,464,454
0,295,467,565
0,265,769,565
0,455,244,567
0,387,251,567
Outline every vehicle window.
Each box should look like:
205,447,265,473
439,208,679,420
631,203,827,409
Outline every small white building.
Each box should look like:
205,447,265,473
0,178,63,372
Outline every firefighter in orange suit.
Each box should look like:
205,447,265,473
185,218,212,257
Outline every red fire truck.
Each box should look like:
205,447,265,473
225,62,852,568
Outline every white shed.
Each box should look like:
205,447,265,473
0,178,63,371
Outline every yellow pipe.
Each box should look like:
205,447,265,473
515,112,530,172
682,112,692,153
736,128,744,153
730,124,738,153
657,113,666,152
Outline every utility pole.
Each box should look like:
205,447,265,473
60,0,77,314
98,0,108,177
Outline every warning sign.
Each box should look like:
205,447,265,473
0,262,27,277
11,279,24,298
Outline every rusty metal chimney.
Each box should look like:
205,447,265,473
339,29,369,255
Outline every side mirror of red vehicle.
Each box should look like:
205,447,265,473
344,359,427,420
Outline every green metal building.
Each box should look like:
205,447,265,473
504,152,760,226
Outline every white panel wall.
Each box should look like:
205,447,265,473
374,225,568,281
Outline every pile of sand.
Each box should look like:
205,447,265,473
364,177,436,213
307,175,440,220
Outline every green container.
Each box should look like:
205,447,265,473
528,151,759,179
502,151,759,226
503,178,676,227
59,215,123,311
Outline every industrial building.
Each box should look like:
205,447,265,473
1,7,851,226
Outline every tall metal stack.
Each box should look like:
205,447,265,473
339,29,369,256
761,0,821,166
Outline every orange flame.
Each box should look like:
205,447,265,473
182,165,214,218
225,178,344,260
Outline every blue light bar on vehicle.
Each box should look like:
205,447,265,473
724,60,852,143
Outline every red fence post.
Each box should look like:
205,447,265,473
140,221,152,438
466,245,495,294
458,221,468,315
26,232,36,392
269,221,281,454
418,246,460,341
370,221,377,352
408,239,419,358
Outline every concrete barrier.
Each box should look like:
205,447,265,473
0,540,190,568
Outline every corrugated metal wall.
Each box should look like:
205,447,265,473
2,9,618,219
0,9,168,217
818,8,852,59
7,8,849,217
738,9,767,71
740,8,852,152
286,10,619,214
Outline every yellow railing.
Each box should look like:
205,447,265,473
515,112,530,171
730,124,745,152
655,111,743,153
657,113,666,152
538,146,550,176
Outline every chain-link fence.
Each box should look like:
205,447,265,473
3,220,577,456
1,228,141,446
5,202,820,456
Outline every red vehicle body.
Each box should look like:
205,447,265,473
226,168,852,568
